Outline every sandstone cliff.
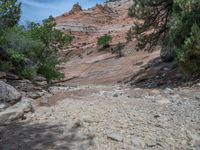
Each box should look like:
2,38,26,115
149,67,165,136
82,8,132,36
55,0,134,49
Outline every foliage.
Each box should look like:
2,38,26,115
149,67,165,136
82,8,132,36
97,34,112,48
129,0,200,74
37,60,64,81
21,67,37,79
128,0,173,51
0,0,21,28
176,24,200,74
0,0,74,81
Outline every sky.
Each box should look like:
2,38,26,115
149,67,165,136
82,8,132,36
18,0,105,24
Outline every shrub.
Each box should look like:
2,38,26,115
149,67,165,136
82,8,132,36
97,34,112,48
37,60,64,81
20,67,37,79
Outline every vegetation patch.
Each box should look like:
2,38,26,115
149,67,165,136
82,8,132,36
0,0,74,81
97,34,112,49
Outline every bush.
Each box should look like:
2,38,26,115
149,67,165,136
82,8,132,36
37,60,64,81
97,34,112,48
20,67,37,79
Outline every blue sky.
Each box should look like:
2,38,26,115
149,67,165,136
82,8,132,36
18,0,105,24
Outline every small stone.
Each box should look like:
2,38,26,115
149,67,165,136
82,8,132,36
151,89,160,95
131,136,143,146
35,81,48,86
0,103,6,111
157,98,171,104
26,92,40,99
164,88,174,94
113,94,118,97
154,114,160,118
33,76,47,82
107,132,123,142
162,67,171,71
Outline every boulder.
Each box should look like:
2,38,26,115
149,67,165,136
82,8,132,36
0,81,21,109
0,97,33,124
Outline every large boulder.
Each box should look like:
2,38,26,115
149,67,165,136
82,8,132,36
0,81,21,109
0,97,33,124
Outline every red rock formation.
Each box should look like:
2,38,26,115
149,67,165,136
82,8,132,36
55,0,134,49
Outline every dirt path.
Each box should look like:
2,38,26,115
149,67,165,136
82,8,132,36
0,52,200,150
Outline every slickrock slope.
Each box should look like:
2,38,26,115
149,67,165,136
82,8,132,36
55,0,134,48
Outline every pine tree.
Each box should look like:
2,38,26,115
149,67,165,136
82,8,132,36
129,0,200,74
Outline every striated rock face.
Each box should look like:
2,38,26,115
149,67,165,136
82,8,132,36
55,0,134,48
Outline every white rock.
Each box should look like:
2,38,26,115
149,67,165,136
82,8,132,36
0,81,21,108
107,131,123,142
164,88,174,94
0,97,33,124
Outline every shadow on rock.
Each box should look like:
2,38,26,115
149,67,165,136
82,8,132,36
124,57,200,89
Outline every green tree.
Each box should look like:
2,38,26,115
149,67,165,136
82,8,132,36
0,0,74,81
0,0,21,28
1,17,74,81
128,0,173,51
0,0,21,72
129,0,200,74
0,0,21,49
